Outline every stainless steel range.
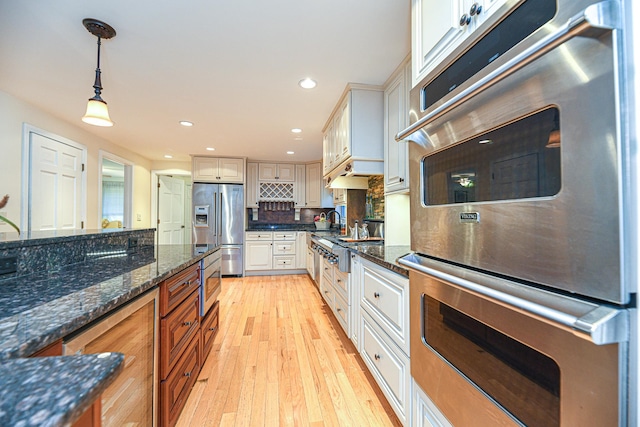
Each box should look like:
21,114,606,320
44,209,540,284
311,236,351,274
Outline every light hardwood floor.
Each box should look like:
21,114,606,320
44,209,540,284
176,274,402,427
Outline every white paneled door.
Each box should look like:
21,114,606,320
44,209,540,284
29,132,84,231
158,175,185,244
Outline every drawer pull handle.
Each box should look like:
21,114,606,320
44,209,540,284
337,308,342,312
209,326,217,331
183,321,193,327
374,354,381,361
374,292,380,298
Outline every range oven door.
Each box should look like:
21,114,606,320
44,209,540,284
400,253,628,427
202,251,221,316
399,0,628,304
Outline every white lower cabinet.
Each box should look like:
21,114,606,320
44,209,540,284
245,240,273,270
349,253,363,351
306,246,314,277
245,231,306,273
412,378,453,427
295,232,306,269
359,257,410,425
361,311,410,425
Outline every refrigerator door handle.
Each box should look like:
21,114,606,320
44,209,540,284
218,191,223,244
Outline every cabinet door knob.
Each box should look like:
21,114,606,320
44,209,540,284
184,371,192,377
459,13,471,26
374,292,380,298
470,2,482,16
183,321,193,327
374,354,381,361
399,177,404,183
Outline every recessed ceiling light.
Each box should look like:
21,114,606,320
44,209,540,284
179,121,194,127
291,128,302,133
206,147,215,151
287,151,295,155
294,137,303,141
164,154,173,159
298,78,317,89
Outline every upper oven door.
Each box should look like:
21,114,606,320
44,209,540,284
401,0,626,303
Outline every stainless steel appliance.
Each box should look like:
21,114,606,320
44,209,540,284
311,235,351,273
397,0,632,425
197,246,221,316
193,183,244,276
64,289,158,427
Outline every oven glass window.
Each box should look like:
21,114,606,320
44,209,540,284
423,294,560,427
422,107,561,205
422,0,556,110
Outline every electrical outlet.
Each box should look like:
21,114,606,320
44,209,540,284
137,213,142,221
128,237,139,249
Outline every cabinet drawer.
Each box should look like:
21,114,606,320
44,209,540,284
273,232,295,240
246,231,273,241
334,291,349,336
161,290,200,378
273,241,296,255
322,258,333,283
160,263,200,317
334,269,349,299
273,255,296,269
361,260,410,355
320,278,334,307
361,311,410,424
201,301,219,363
160,333,201,427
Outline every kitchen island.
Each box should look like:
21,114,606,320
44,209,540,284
0,229,218,426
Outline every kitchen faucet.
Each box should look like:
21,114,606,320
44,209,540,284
325,210,341,229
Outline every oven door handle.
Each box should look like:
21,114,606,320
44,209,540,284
396,0,620,145
398,253,629,345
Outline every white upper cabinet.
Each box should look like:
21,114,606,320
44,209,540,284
322,84,384,179
246,162,259,208
294,164,306,208
384,57,411,194
258,163,295,182
411,0,505,88
305,162,333,208
192,156,244,183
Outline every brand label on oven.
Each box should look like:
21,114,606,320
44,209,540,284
459,212,480,223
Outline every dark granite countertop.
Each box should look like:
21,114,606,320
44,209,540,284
348,244,412,277
0,244,217,360
0,242,217,427
0,352,124,427
0,228,156,248
312,232,411,277
247,224,317,231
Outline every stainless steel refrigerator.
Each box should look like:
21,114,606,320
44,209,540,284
192,183,244,276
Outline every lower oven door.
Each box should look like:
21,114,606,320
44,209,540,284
400,253,628,427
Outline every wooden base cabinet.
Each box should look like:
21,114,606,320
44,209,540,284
160,333,201,427
159,263,202,427
201,301,220,362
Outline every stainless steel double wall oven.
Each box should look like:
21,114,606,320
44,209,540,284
398,0,633,425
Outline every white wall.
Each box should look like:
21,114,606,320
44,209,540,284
384,193,410,246
0,90,153,230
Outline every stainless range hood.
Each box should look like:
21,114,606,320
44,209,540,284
324,158,382,188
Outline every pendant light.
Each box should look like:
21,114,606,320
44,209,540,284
81,18,116,127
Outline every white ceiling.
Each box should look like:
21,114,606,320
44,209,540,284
0,1,410,163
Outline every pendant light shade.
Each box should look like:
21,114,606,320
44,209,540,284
81,18,116,127
82,98,113,126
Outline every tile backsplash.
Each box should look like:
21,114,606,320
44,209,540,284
366,176,384,220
